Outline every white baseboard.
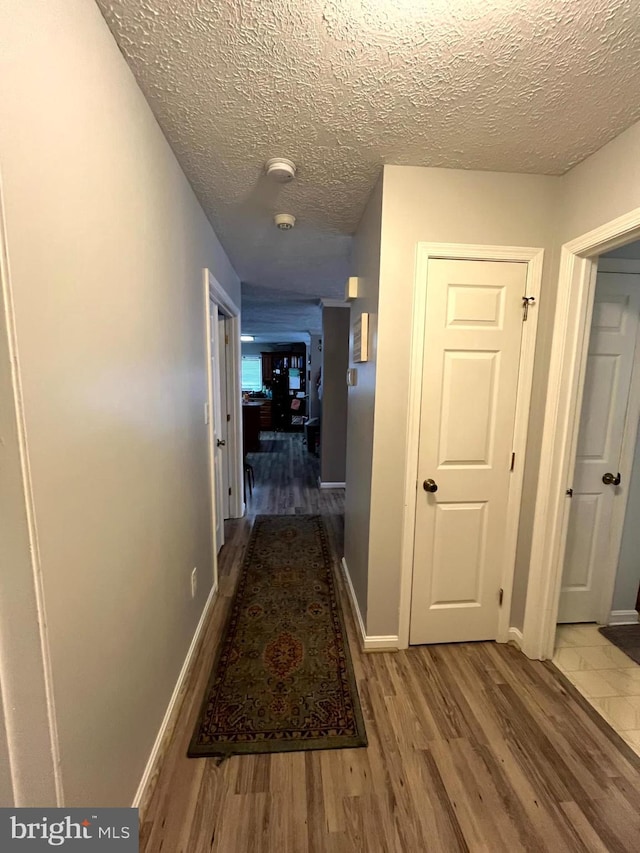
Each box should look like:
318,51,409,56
340,558,399,651
132,581,218,813
507,627,524,649
318,478,346,489
608,609,639,626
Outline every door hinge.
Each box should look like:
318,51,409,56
499,588,504,606
227,413,231,422
225,334,229,345
566,488,573,497
522,296,535,321
510,452,515,472
228,487,232,496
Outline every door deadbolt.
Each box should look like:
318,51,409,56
602,472,621,486
423,479,438,493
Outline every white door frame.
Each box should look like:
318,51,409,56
558,264,640,626
522,208,640,660
0,182,63,804
217,315,232,518
203,270,243,577
398,243,544,649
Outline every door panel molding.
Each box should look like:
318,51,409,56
399,243,544,649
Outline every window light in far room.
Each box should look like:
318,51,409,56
241,335,255,342
241,355,262,392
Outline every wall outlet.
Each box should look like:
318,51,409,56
191,567,198,599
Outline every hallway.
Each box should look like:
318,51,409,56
141,436,640,853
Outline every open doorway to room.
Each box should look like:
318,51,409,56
549,241,640,758
204,269,243,582
240,333,317,508
555,245,640,630
239,304,350,508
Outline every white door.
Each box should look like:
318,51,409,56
558,273,640,623
217,315,231,519
209,303,225,552
410,259,528,645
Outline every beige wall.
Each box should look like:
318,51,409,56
344,176,383,620
514,121,640,627
348,119,640,639
0,0,240,807
558,121,640,244
349,166,560,636
1,206,60,805
0,692,12,806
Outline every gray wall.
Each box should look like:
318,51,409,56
604,253,640,616
614,423,640,613
602,240,640,260
344,176,383,623
308,334,322,420
320,308,350,484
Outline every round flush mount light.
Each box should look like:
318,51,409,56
266,158,296,182
274,213,296,230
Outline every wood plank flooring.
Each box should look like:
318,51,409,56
141,433,640,852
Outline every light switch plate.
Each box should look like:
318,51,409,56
345,276,361,300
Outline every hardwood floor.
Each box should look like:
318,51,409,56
141,433,640,852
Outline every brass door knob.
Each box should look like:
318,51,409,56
602,472,621,486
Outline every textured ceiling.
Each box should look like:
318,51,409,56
97,0,640,325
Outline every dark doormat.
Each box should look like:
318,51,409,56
599,623,640,665
188,515,367,757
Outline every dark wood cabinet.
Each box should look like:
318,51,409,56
261,352,273,383
242,403,263,453
259,400,272,430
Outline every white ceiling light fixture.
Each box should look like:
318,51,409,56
274,213,296,231
240,334,255,342
265,157,296,182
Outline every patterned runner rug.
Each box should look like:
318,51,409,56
188,515,367,757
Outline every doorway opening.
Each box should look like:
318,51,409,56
203,269,243,588
523,208,640,663
551,242,640,758
555,246,640,631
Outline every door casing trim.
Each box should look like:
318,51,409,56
203,270,243,588
523,209,640,659
399,243,544,650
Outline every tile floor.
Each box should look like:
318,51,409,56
553,623,640,756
